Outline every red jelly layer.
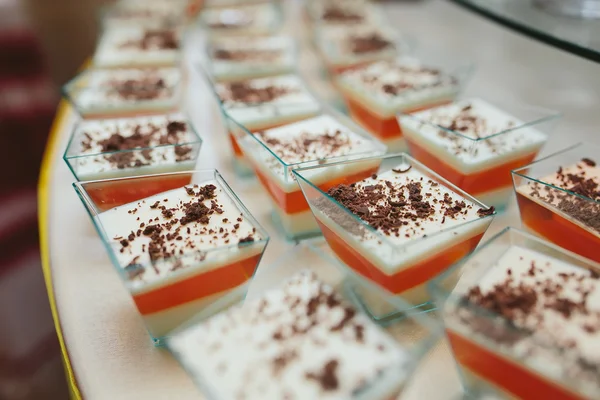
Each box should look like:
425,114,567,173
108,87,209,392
447,329,582,400
516,192,600,263
318,219,484,294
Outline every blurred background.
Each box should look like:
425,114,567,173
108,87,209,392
1,0,109,399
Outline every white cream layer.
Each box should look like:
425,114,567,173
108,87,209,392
209,35,295,81
97,181,263,294
314,166,490,275
447,245,600,399
337,59,460,118
201,3,279,35
217,74,321,129
69,114,198,180
169,270,409,400
70,68,181,116
94,26,181,68
104,0,187,27
400,98,548,174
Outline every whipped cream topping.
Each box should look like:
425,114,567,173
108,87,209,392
518,158,600,236
400,98,548,166
338,59,460,112
309,0,375,25
72,68,180,108
169,270,409,400
69,114,198,175
201,3,278,32
105,0,187,27
94,26,180,66
449,245,600,398
98,182,262,289
215,75,321,126
325,166,491,245
318,24,397,63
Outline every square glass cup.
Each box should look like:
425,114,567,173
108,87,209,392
512,142,600,263
63,113,202,181
293,153,496,322
305,0,380,28
334,54,474,152
428,227,600,399
200,70,323,177
73,169,270,345
100,0,189,28
199,2,283,37
167,239,439,400
204,34,297,82
62,66,184,119
92,25,184,69
400,98,561,209
230,108,387,240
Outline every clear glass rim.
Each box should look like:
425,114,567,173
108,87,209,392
72,169,270,279
511,142,600,205
63,112,203,160
293,152,496,250
398,98,561,142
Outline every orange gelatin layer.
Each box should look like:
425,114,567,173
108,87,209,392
253,166,379,214
86,174,193,212
318,220,484,294
516,193,600,263
407,139,539,196
133,253,262,315
447,329,582,400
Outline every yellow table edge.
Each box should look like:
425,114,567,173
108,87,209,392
38,98,82,400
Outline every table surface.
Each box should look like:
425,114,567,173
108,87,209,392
42,1,600,399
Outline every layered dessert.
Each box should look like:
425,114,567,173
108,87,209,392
203,0,272,8
214,74,321,174
207,35,295,81
335,59,465,151
295,156,495,313
64,114,201,181
515,153,600,263
94,26,181,68
94,179,268,342
169,270,410,399
236,114,385,239
443,241,600,399
201,3,280,36
307,0,377,27
103,0,188,27
315,24,399,74
63,67,182,119
401,98,552,208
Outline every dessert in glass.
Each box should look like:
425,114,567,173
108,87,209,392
400,98,560,208
74,170,269,345
93,26,182,68
64,113,202,181
294,153,496,320
335,57,472,152
200,3,282,37
231,112,387,239
429,227,600,399
210,74,321,175
513,143,600,263
62,67,183,119
102,0,189,27
203,0,273,8
306,0,379,27
314,24,407,75
205,35,296,82
168,242,437,400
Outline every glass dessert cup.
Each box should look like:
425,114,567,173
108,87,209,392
63,113,202,181
305,0,381,28
73,169,269,345
205,35,297,82
62,66,184,119
167,239,439,400
100,0,189,28
313,23,412,76
93,25,183,69
230,110,387,240
429,227,600,399
334,55,473,153
204,72,322,177
294,153,496,321
512,142,600,263
400,98,561,209
199,2,283,37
